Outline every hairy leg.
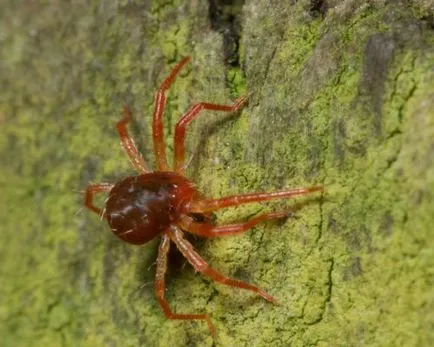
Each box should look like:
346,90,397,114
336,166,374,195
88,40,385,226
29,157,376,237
116,105,148,174
155,232,215,336
178,210,293,237
84,183,113,216
169,226,276,304
190,186,323,213
173,96,247,173
153,56,191,171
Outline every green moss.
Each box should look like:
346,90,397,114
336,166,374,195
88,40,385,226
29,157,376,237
227,67,247,97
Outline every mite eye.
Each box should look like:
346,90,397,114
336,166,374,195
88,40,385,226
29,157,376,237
188,213,216,224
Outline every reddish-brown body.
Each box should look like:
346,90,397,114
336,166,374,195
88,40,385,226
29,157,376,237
84,57,322,336
105,172,199,245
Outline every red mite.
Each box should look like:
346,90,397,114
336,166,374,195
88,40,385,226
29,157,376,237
84,56,322,336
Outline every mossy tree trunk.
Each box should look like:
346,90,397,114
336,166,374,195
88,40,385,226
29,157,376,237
1,1,433,346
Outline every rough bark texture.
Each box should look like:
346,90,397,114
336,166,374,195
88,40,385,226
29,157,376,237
1,1,433,346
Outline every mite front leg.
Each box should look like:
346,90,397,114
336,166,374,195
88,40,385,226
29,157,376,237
169,226,277,304
190,186,323,213
178,210,293,237
84,183,113,216
155,233,216,336
173,96,247,173
153,56,191,171
116,105,148,174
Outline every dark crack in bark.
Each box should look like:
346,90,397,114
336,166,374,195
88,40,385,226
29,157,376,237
309,0,328,18
305,258,334,325
208,0,244,67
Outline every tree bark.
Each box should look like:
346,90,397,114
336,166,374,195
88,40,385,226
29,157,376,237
1,1,433,346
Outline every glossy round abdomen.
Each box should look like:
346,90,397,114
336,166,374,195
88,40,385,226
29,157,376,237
105,172,199,245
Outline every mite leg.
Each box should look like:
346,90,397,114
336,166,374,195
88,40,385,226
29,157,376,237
173,96,247,173
190,186,323,213
116,105,148,174
178,210,293,237
169,226,277,304
155,233,216,336
84,183,113,216
153,56,191,171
